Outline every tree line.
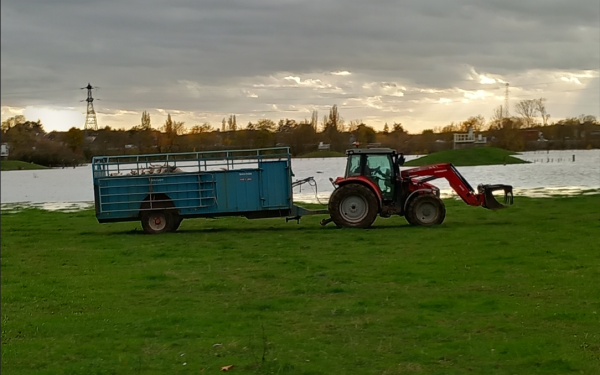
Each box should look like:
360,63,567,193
1,100,599,167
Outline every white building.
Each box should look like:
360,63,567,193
318,142,330,151
453,127,487,149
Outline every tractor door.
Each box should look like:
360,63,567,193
345,154,362,177
365,154,394,200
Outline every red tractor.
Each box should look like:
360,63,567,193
322,148,513,228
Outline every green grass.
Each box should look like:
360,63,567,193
1,160,49,171
405,147,529,167
297,150,346,158
2,195,600,374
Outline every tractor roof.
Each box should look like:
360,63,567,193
346,148,397,155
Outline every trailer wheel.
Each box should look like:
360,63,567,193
406,194,446,226
141,210,173,234
329,184,378,228
168,215,183,232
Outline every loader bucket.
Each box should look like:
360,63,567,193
478,184,514,210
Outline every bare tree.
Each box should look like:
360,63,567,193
140,111,151,131
321,115,328,132
460,115,486,132
311,110,318,132
160,114,186,152
327,105,343,131
392,123,405,133
255,119,276,131
189,122,213,134
1,115,27,133
534,98,550,126
347,119,362,132
490,105,504,126
435,122,460,133
578,114,596,124
514,99,538,128
227,115,237,131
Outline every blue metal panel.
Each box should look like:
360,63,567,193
260,160,292,209
220,170,261,212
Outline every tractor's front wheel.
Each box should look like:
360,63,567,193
406,194,446,226
329,184,379,228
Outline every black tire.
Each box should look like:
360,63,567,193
406,194,446,226
329,184,379,228
141,210,173,234
404,211,417,226
168,215,183,232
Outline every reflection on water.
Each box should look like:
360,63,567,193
1,149,598,210
1,201,93,213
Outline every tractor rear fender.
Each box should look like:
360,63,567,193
334,176,383,208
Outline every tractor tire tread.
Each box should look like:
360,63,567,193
406,194,446,226
329,184,379,229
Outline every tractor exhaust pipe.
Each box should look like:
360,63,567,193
478,184,514,210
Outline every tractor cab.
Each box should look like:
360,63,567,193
344,148,404,200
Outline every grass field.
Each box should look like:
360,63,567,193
1,160,49,171
1,195,599,374
404,147,528,167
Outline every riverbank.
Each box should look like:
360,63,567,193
404,147,529,167
0,160,49,171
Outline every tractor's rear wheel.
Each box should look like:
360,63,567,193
141,210,174,234
406,194,446,226
329,184,378,228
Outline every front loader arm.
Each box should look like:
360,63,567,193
401,163,513,209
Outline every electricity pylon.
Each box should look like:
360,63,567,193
82,83,99,133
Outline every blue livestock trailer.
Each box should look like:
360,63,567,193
92,147,327,233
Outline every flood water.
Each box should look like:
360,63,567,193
1,149,599,210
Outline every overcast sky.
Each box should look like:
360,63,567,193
1,0,599,133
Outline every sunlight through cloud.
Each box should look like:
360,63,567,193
561,77,582,84
479,75,496,84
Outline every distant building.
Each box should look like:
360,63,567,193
521,129,547,142
318,142,330,151
1,143,8,159
453,127,486,149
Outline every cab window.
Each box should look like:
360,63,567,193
365,154,393,196
346,154,362,177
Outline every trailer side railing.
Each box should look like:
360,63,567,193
92,147,291,178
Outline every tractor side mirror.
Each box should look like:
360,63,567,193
397,154,406,166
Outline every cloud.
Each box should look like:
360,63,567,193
479,75,496,84
1,0,598,132
561,77,582,84
1,106,24,118
242,90,259,98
